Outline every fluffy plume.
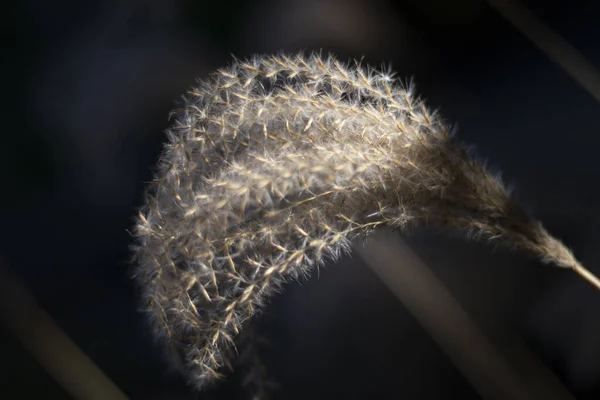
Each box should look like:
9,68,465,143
131,52,596,391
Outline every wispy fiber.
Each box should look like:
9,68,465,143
131,52,598,391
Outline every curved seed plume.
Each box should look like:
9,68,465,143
131,52,598,390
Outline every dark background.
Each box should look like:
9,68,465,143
3,0,600,398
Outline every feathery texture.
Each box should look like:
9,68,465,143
231,321,277,399
131,52,594,391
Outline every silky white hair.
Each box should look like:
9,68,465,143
131,52,588,391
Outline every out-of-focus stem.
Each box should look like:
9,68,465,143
0,261,130,400
487,0,600,103
355,229,575,400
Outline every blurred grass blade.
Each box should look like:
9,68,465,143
0,262,130,400
487,0,600,103
355,230,576,400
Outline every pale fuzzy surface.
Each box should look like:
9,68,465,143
131,52,575,390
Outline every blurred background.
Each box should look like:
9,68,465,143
3,0,600,398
